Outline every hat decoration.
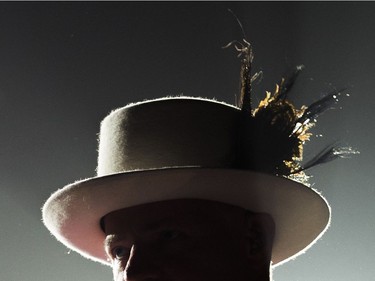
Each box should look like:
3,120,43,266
227,37,357,185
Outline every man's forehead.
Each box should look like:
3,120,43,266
104,217,188,244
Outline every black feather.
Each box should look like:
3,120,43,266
277,65,304,101
296,90,344,125
294,145,359,173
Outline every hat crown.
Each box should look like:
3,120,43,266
97,97,241,176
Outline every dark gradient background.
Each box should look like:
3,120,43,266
0,2,373,281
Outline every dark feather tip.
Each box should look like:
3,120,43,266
277,65,304,101
299,145,360,172
297,89,346,124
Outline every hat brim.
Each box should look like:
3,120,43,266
42,167,330,267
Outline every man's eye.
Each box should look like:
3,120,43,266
111,246,129,260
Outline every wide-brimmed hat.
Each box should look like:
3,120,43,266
42,96,330,267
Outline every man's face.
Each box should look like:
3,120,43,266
103,199,273,281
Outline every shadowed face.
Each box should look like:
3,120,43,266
102,199,274,281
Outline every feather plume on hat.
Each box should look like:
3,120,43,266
225,38,358,185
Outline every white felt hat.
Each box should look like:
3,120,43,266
42,97,330,267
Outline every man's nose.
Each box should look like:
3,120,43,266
123,244,160,281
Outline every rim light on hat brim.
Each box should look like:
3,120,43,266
42,167,330,267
